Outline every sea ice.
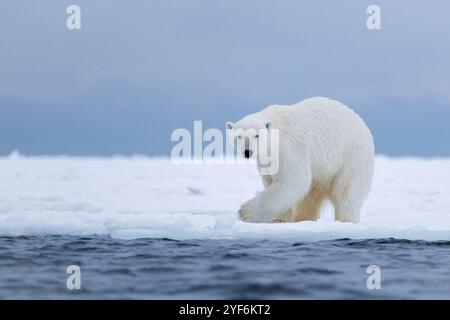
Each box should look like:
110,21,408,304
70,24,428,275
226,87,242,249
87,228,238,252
0,153,449,241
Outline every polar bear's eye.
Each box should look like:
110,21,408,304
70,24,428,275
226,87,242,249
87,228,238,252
255,134,259,138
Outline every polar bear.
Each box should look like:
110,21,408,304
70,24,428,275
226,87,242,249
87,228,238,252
225,97,374,223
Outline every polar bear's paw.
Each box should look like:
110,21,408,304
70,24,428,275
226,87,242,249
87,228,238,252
239,200,258,222
270,209,294,223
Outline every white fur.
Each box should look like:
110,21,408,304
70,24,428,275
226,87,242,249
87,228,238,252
226,97,375,223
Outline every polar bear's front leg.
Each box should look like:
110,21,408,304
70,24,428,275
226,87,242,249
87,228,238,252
261,175,273,188
239,169,312,223
238,199,258,222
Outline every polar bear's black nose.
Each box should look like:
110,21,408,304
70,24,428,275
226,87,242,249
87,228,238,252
244,150,253,158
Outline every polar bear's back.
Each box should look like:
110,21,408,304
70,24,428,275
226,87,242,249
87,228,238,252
294,97,372,140
263,97,374,180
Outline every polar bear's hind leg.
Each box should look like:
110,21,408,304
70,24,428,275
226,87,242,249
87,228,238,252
330,162,373,223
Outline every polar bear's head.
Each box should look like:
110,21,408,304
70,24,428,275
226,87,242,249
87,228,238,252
225,113,273,159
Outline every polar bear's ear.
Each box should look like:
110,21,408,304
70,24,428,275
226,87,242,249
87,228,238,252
225,121,234,130
265,121,273,130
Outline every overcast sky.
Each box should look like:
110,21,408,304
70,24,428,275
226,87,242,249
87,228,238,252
1,0,449,156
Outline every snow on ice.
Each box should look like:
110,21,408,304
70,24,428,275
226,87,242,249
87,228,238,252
0,153,449,241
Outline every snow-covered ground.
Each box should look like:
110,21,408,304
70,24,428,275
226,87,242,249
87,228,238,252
0,153,449,241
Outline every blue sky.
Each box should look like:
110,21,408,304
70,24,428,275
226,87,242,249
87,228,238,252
0,0,449,156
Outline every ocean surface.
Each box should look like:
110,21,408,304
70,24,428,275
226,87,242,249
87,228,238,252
0,235,448,299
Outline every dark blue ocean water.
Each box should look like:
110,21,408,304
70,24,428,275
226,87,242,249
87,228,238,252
0,236,448,299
